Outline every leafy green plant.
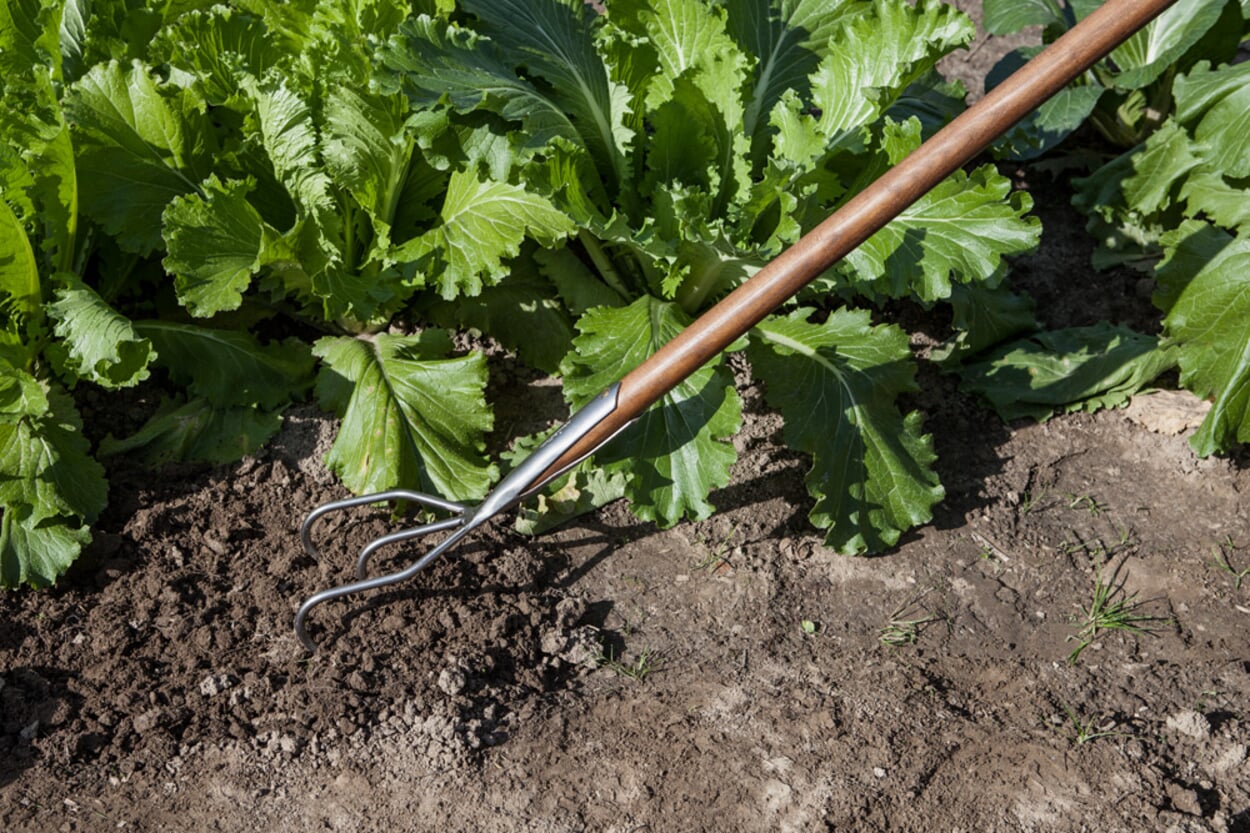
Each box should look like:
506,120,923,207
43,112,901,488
1,0,1060,585
963,2,1250,458
378,0,1041,553
598,645,664,681
982,0,1246,158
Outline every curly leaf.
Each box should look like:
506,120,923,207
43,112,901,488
162,176,268,317
838,125,1041,301
459,0,634,189
47,275,154,388
1,505,92,589
0,375,106,526
776,0,973,162
420,255,575,374
394,168,574,299
562,296,741,526
750,309,943,554
313,331,497,499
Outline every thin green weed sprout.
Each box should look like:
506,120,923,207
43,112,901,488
1062,705,1127,745
692,522,739,574
1067,561,1168,664
1067,492,1108,517
879,590,944,648
598,646,664,681
1211,536,1249,591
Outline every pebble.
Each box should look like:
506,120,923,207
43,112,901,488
132,709,163,735
199,674,235,698
1166,710,1211,740
437,667,468,697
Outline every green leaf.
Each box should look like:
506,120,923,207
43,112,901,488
99,397,281,464
1173,61,1250,180
1,505,92,589
1105,0,1226,90
1156,223,1250,455
837,126,1041,301
722,0,870,157
981,0,1066,35
459,0,634,190
504,426,628,535
777,0,973,162
152,6,283,106
0,365,48,421
312,332,497,500
0,68,78,274
321,85,413,237
136,322,314,409
0,198,41,329
245,74,334,214
377,16,582,155
0,377,107,525
562,296,741,526
988,47,1104,161
64,60,210,255
958,324,1177,423
750,309,943,554
162,176,267,317
0,0,60,77
47,275,155,388
394,167,575,299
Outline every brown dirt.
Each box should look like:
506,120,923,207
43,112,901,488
3,5,1249,832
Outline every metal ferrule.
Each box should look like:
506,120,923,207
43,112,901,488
466,382,623,527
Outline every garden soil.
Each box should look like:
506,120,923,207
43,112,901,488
3,5,1248,831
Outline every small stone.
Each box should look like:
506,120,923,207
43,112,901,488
132,709,163,734
872,767,887,779
437,667,467,697
539,630,566,656
1166,710,1211,740
1210,741,1247,775
199,674,235,698
1165,782,1203,817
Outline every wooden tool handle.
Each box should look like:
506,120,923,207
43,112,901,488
538,0,1177,484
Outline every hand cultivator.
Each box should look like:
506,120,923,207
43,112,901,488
296,0,1178,651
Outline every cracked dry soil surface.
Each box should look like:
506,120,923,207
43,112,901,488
2,4,1249,832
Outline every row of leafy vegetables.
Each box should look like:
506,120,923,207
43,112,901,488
0,0,1246,589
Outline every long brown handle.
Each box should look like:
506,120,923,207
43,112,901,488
539,0,1176,482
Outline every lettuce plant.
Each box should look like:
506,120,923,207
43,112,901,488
965,0,1250,457
2,0,1053,587
379,0,1041,553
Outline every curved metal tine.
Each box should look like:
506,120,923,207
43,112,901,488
294,522,476,652
354,515,464,580
300,489,468,561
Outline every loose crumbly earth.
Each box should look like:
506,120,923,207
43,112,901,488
2,5,1248,832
